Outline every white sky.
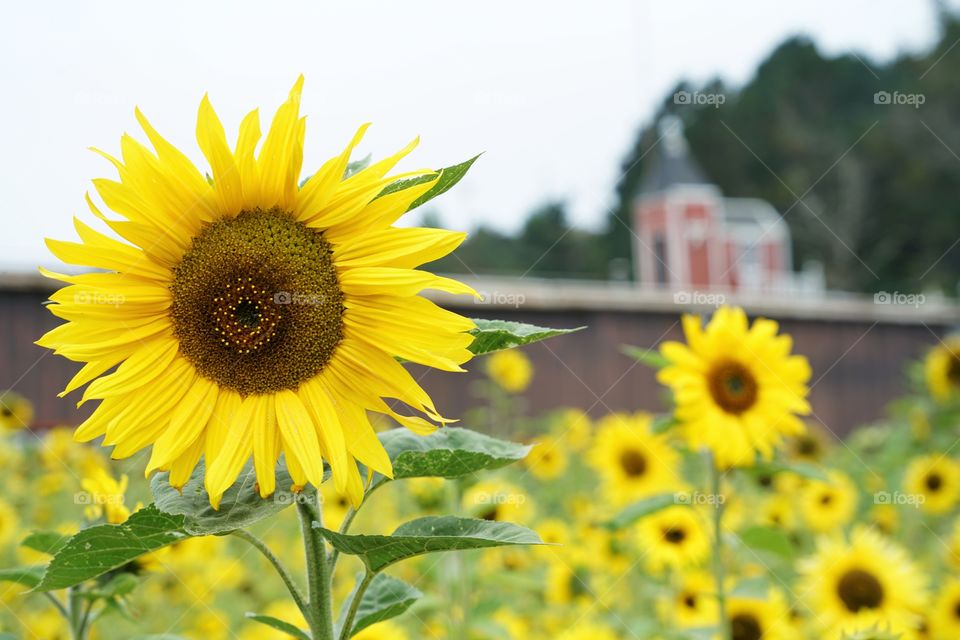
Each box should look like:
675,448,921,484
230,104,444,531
0,1,953,268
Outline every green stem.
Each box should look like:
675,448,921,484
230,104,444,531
708,454,731,640
232,529,309,618
329,506,359,575
338,571,374,640
298,495,336,640
67,586,89,640
43,593,69,620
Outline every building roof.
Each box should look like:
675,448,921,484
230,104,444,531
637,116,711,195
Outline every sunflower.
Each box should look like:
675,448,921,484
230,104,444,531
0,499,19,545
38,78,477,507
545,558,595,606
798,526,927,640
658,307,811,468
726,588,796,640
462,479,532,522
924,337,960,402
661,570,717,629
555,408,592,451
81,466,132,524
0,390,34,431
930,578,960,640
636,505,710,573
903,455,960,515
486,348,533,393
587,412,683,505
524,435,569,480
555,621,619,640
800,471,858,534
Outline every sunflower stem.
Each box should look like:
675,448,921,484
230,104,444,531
232,529,309,619
298,495,335,640
707,453,731,640
338,570,374,640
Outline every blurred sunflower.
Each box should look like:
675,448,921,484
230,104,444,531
903,455,960,515
486,348,533,393
524,435,568,480
462,479,532,522
238,601,306,640
636,505,710,573
726,589,795,640
930,578,960,640
587,412,682,505
0,390,33,431
352,620,409,640
555,408,592,451
81,466,133,524
800,471,858,534
662,570,717,629
555,620,619,640
760,493,798,530
38,77,477,508
658,307,811,468
0,499,20,545
798,526,927,640
924,337,960,402
545,559,594,606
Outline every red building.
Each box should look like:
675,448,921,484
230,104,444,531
633,117,803,296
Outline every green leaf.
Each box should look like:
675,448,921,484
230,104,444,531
737,525,795,559
468,319,583,355
151,457,320,536
83,573,139,600
650,415,678,434
373,428,530,488
245,613,311,640
338,573,422,637
34,505,188,592
344,154,372,179
20,531,70,555
605,493,679,530
0,566,44,588
730,576,770,598
376,155,480,212
747,460,829,483
621,345,670,370
319,516,543,572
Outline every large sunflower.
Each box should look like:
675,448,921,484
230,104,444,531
38,78,477,507
798,526,928,640
658,307,811,468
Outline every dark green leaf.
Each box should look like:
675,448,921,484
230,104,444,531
468,319,583,355
0,566,44,588
373,428,530,488
621,345,670,370
83,573,139,600
376,155,480,211
737,525,795,559
605,493,679,530
319,516,543,572
34,506,188,592
245,614,311,640
338,573,422,637
151,457,321,536
20,531,70,555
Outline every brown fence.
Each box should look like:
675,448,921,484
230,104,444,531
2,273,955,437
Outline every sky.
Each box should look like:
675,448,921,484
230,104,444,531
0,1,954,269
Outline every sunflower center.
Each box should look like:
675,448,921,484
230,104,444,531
663,526,687,544
954,600,960,619
730,613,763,640
620,449,648,477
170,208,344,395
948,353,960,386
837,568,884,612
926,472,943,492
682,593,697,609
708,360,758,415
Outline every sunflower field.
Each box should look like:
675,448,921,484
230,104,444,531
1,81,959,640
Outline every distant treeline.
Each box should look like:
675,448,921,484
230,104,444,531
430,10,960,295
